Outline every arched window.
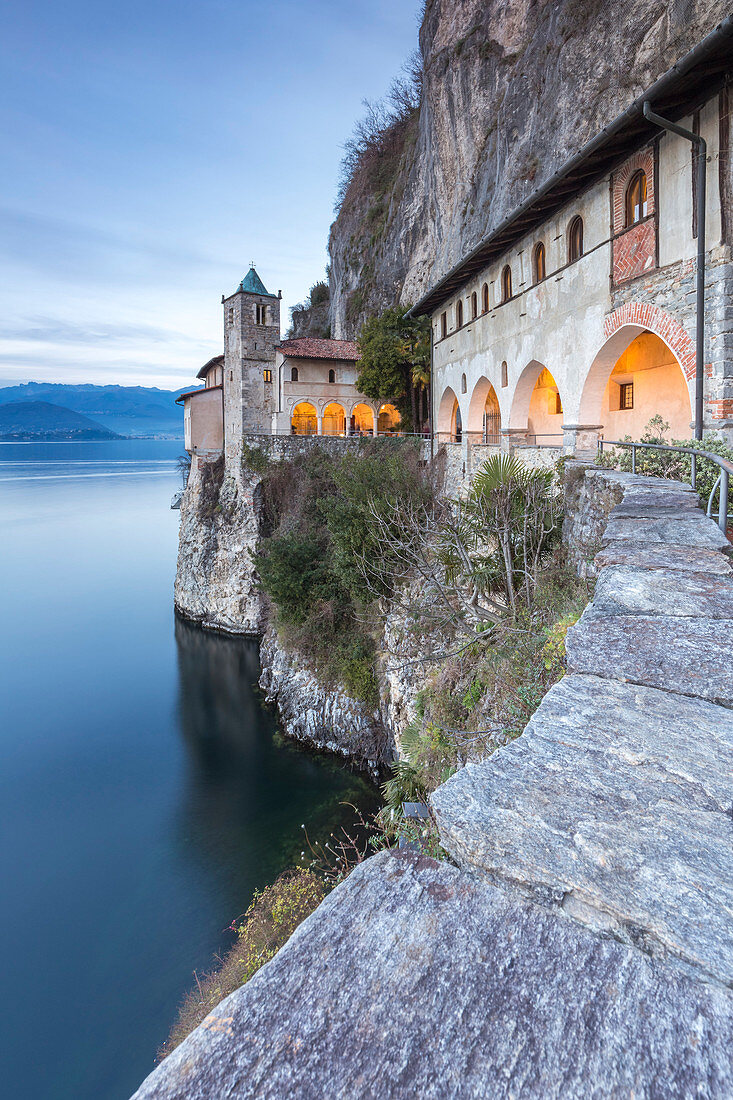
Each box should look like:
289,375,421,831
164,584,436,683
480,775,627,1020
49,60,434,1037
568,216,583,263
456,299,464,328
626,170,648,226
482,284,489,312
440,312,447,339
461,373,467,394
501,265,512,303
328,368,335,383
533,242,546,284
471,291,478,319
501,361,508,388
290,366,299,382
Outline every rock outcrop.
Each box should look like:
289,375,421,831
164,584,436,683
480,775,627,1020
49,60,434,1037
259,626,390,774
141,469,732,1097
174,460,264,634
329,0,730,336
174,455,395,767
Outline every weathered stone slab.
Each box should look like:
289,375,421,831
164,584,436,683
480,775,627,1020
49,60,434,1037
431,676,733,987
603,514,730,549
596,540,732,574
593,564,733,618
132,850,733,1100
566,610,733,706
611,495,702,518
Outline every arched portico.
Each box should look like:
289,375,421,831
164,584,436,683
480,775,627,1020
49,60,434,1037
350,403,374,435
580,305,694,439
437,386,461,442
508,361,564,446
291,402,317,435
467,376,502,444
377,404,401,434
322,402,346,436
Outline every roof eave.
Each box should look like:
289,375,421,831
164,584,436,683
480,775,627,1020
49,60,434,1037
408,15,733,318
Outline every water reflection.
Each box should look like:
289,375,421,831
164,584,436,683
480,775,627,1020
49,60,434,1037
173,616,379,914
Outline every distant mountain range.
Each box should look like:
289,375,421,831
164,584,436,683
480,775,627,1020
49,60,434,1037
0,382,192,439
0,400,121,441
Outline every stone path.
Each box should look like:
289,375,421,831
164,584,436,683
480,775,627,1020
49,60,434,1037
133,473,733,1099
433,475,733,988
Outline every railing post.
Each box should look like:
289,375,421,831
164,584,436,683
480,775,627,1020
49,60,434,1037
691,451,697,490
631,445,636,474
719,467,729,533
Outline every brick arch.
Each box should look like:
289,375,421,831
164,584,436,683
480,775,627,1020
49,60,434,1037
578,303,695,427
612,148,655,233
603,302,695,379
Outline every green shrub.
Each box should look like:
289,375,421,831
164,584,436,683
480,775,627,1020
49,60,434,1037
254,440,431,708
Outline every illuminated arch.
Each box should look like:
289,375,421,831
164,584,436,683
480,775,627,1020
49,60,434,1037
291,401,317,435
509,361,564,445
436,386,459,438
377,403,401,434
351,403,374,435
322,402,346,436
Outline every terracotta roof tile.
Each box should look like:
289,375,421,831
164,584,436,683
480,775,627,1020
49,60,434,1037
277,338,359,361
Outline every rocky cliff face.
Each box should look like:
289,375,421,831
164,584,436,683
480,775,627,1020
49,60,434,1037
175,460,395,769
329,0,729,337
174,459,264,634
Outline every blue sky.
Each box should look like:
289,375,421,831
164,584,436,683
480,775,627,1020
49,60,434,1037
0,0,422,389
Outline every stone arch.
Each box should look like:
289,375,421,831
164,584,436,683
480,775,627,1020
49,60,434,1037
351,402,374,435
579,303,696,428
467,376,502,442
508,360,547,428
291,401,317,435
322,402,346,436
437,386,459,437
377,403,401,434
510,360,565,444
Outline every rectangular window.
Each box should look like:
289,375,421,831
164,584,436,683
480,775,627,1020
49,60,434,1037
620,382,634,410
440,312,447,339
264,369,272,383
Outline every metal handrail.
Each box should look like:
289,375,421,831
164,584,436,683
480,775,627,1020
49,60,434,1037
598,438,732,532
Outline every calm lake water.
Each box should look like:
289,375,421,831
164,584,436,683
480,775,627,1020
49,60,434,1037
0,440,377,1100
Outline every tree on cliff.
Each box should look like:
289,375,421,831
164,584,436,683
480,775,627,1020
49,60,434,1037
356,306,430,433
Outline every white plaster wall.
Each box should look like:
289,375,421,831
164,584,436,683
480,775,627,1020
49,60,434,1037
657,100,722,268
431,90,726,448
432,178,613,434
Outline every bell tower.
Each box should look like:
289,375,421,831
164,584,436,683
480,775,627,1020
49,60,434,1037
222,265,281,469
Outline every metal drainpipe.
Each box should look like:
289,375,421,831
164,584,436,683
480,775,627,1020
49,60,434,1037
642,101,706,440
429,330,435,462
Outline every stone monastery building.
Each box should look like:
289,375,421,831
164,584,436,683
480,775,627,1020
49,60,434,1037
412,19,733,465
180,20,732,475
177,267,400,464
